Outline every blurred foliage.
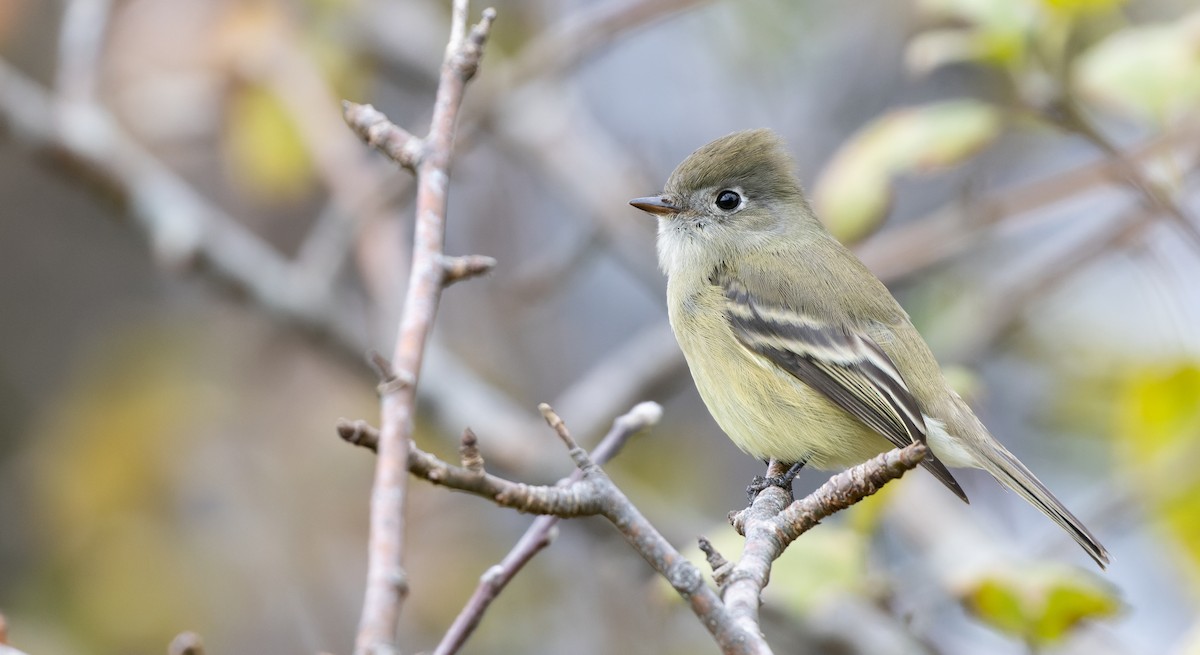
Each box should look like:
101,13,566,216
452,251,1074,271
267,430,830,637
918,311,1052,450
1073,9,1200,126
1116,362,1200,580
216,1,370,204
24,325,219,652
818,0,1200,246
813,99,1003,243
960,563,1120,646
909,0,1041,73
225,84,314,200
910,0,1126,80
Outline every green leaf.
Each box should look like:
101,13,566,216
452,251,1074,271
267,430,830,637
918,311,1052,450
813,100,1002,243
961,564,1121,645
1073,10,1200,126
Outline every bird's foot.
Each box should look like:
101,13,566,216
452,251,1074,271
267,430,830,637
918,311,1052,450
745,460,806,503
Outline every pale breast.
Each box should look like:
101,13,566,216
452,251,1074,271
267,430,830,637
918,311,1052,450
668,282,894,468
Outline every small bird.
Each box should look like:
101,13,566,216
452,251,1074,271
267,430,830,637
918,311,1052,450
630,129,1109,568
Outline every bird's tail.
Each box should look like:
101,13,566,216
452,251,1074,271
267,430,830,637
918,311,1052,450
977,444,1111,568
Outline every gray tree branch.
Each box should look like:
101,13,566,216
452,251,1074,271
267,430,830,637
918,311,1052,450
340,3,498,653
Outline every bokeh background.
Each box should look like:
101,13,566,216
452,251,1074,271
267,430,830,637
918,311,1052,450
2,0,1199,653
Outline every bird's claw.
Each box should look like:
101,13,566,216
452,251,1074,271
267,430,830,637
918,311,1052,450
745,461,806,503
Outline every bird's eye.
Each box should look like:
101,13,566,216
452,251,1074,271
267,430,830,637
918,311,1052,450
715,190,741,211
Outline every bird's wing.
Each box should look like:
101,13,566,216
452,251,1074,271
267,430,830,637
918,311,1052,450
721,276,968,501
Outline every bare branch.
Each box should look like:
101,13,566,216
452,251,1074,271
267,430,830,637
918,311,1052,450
440,254,497,286
432,401,661,655
338,403,767,654
698,536,733,584
343,102,424,171
354,3,497,652
338,418,379,451
724,445,929,637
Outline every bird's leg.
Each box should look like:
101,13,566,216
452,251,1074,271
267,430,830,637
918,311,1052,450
746,459,807,503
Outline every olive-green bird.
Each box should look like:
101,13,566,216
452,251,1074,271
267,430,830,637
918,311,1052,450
631,129,1109,568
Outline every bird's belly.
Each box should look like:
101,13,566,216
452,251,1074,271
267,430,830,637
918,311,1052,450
673,306,893,469
697,366,894,468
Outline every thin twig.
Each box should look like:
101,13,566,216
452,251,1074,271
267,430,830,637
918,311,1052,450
440,254,497,286
431,402,662,655
341,404,767,654
351,4,497,653
338,406,928,654
698,536,732,583
343,103,424,171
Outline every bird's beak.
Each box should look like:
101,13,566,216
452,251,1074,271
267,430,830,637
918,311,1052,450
629,195,681,216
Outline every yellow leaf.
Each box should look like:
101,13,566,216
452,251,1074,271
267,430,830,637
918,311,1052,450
1116,362,1200,477
1115,361,1200,577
